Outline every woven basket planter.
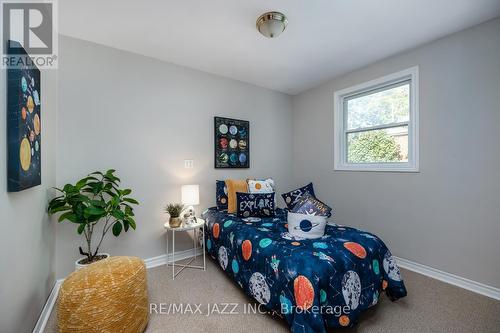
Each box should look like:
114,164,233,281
57,256,149,333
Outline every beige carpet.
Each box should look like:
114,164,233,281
44,256,500,333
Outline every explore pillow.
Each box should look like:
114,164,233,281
236,192,275,218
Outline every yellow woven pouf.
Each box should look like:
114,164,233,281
57,256,149,333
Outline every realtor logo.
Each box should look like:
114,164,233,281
1,0,58,68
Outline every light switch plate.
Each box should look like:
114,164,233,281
184,159,194,169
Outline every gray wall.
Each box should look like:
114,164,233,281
0,69,57,331
291,18,500,288
55,36,293,278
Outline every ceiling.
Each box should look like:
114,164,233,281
59,0,500,95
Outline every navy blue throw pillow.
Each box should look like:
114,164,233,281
281,183,315,210
236,192,275,218
216,180,228,211
291,193,332,217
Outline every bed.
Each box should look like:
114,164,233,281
202,207,407,333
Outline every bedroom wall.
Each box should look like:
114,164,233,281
291,18,500,288
0,69,58,331
55,36,293,278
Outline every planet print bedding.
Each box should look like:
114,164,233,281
202,208,407,333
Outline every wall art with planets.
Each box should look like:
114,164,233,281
214,116,249,168
6,42,42,192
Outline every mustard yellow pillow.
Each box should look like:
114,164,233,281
225,179,249,213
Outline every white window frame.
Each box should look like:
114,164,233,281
333,66,419,172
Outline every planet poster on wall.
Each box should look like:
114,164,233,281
214,116,249,168
7,42,42,192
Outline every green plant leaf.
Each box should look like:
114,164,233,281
127,217,136,230
67,194,90,205
104,170,119,181
112,222,122,236
122,189,132,196
124,205,134,216
90,200,106,207
111,196,120,206
63,184,77,193
77,223,86,234
48,199,67,213
75,203,86,220
111,209,125,220
84,207,106,216
48,198,65,206
59,212,77,223
107,188,114,195
92,183,104,195
123,220,130,232
75,178,89,190
123,198,139,205
49,205,72,214
87,214,101,222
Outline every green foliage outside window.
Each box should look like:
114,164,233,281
348,130,401,163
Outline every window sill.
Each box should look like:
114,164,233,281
334,163,419,173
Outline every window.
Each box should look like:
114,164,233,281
334,67,419,172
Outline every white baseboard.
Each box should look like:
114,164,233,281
395,256,500,301
144,248,198,269
32,278,64,333
32,249,199,333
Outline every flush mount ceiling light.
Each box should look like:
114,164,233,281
256,11,288,38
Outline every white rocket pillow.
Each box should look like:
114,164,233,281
287,212,326,239
247,178,275,194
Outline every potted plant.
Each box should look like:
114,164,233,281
164,203,185,228
48,169,139,270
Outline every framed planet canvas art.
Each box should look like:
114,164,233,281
6,41,42,192
214,117,249,168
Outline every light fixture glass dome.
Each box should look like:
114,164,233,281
256,11,288,38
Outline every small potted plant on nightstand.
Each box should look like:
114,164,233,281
164,203,185,228
47,169,139,270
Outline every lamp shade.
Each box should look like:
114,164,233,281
181,185,199,206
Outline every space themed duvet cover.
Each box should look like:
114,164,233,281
202,208,407,333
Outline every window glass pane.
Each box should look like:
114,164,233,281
347,126,408,163
346,83,410,130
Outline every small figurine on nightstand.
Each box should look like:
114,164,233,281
181,184,199,226
183,211,197,225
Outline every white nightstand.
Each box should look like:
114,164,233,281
164,218,206,279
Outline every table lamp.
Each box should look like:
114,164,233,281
181,185,199,224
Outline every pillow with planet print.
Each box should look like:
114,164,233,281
287,211,327,239
236,192,275,218
247,178,275,193
291,193,332,217
281,183,315,210
216,180,228,211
